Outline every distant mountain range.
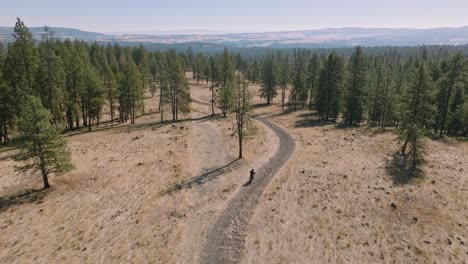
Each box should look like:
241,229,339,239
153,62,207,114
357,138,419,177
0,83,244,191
0,26,107,41
1,26,468,48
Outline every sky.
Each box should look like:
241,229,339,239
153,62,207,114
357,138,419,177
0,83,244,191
1,0,468,33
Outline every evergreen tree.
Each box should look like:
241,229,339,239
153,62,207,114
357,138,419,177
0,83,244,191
209,55,221,116
233,73,253,159
3,18,38,127
148,52,159,97
457,101,468,136
446,86,466,134
36,26,66,125
63,40,84,130
167,52,191,121
0,42,15,143
307,53,320,108
118,56,142,124
82,63,104,130
291,51,308,110
278,54,290,109
0,83,14,143
219,48,235,116
399,62,434,169
344,47,367,125
8,18,37,94
104,44,118,126
316,53,344,121
14,96,74,189
157,53,171,122
435,53,466,136
259,52,278,104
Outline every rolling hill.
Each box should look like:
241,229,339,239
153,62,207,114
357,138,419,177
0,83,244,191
1,26,468,48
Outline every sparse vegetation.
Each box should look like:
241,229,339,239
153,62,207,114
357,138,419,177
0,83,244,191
0,16,467,264
14,96,74,189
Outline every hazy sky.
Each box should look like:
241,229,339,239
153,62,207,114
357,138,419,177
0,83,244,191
1,0,468,33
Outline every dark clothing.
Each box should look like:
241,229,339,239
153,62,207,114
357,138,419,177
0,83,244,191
244,169,256,186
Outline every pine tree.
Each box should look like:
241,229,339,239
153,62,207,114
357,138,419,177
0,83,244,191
344,47,367,125
458,101,468,136
219,48,235,116
259,52,278,104
307,53,320,108
0,42,15,143
9,18,37,94
157,53,171,122
36,26,66,126
446,86,466,134
0,83,14,143
291,51,308,110
118,56,142,124
435,53,465,136
3,18,38,124
366,59,400,128
315,53,344,121
233,73,253,159
278,54,290,109
104,44,118,126
399,62,434,170
14,96,74,189
209,55,221,116
148,52,159,97
167,52,191,121
63,40,84,130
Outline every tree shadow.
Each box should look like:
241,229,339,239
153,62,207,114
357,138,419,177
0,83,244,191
294,112,337,128
0,188,48,213
261,110,290,119
0,153,16,161
123,114,224,133
66,113,224,136
0,142,19,153
385,152,423,185
64,124,120,137
162,159,243,195
192,98,212,107
252,103,271,109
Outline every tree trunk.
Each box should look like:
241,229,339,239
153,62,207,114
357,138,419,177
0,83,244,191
211,84,215,116
41,167,50,189
401,134,410,154
439,76,456,136
238,130,243,159
2,120,8,143
281,85,286,109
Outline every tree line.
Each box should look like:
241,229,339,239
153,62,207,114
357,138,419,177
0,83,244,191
0,19,193,144
191,45,467,133
190,45,467,169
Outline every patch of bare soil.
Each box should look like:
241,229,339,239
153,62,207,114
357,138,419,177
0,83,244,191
242,95,468,263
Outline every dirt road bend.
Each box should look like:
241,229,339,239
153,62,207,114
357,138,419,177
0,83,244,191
200,117,295,264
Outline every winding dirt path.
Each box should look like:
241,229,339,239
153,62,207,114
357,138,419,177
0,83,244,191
200,117,296,264
190,95,230,176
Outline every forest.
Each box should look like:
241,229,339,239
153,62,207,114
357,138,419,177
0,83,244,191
0,19,467,171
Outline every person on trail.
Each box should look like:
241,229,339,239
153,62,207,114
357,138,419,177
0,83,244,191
243,169,256,186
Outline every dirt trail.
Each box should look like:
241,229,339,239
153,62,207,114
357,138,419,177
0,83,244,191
200,117,295,264
190,96,230,176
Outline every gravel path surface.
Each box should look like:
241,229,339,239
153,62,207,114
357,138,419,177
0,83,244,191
200,117,295,264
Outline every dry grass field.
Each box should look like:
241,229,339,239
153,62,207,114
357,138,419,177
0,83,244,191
0,78,467,264
244,86,468,264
